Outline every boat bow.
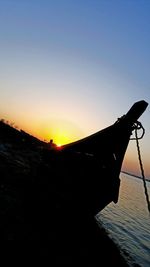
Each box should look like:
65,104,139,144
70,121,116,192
59,100,148,214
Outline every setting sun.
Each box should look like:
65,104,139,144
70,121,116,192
56,144,62,148
53,129,72,145
34,118,84,146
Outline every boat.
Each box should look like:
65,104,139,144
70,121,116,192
46,100,148,215
0,100,148,263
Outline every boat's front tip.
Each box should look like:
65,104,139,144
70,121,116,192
134,100,148,110
125,100,148,123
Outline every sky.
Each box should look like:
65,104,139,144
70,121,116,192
0,0,150,178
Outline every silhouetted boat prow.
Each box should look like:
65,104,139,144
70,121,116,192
53,100,148,214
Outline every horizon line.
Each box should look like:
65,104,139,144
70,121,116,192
121,170,150,182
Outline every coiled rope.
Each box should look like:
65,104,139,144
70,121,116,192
132,121,150,214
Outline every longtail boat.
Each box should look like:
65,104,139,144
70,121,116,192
49,100,148,215
0,100,148,262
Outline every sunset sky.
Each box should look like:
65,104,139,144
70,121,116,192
0,0,150,178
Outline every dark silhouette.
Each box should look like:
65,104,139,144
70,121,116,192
0,100,148,266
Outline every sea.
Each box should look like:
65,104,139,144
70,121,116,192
96,173,150,267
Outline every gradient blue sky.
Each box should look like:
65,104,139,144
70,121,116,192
0,0,150,178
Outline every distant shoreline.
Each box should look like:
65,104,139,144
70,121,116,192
121,171,150,183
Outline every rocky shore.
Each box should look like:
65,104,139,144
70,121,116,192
0,120,129,266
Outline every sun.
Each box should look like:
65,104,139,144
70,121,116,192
49,125,76,146
37,118,84,146
55,131,72,146
57,144,62,148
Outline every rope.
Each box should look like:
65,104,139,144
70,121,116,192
134,122,150,214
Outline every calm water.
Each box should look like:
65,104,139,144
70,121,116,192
96,174,150,267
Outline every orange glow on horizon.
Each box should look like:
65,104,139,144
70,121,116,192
32,118,84,146
1,114,149,179
122,147,150,179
